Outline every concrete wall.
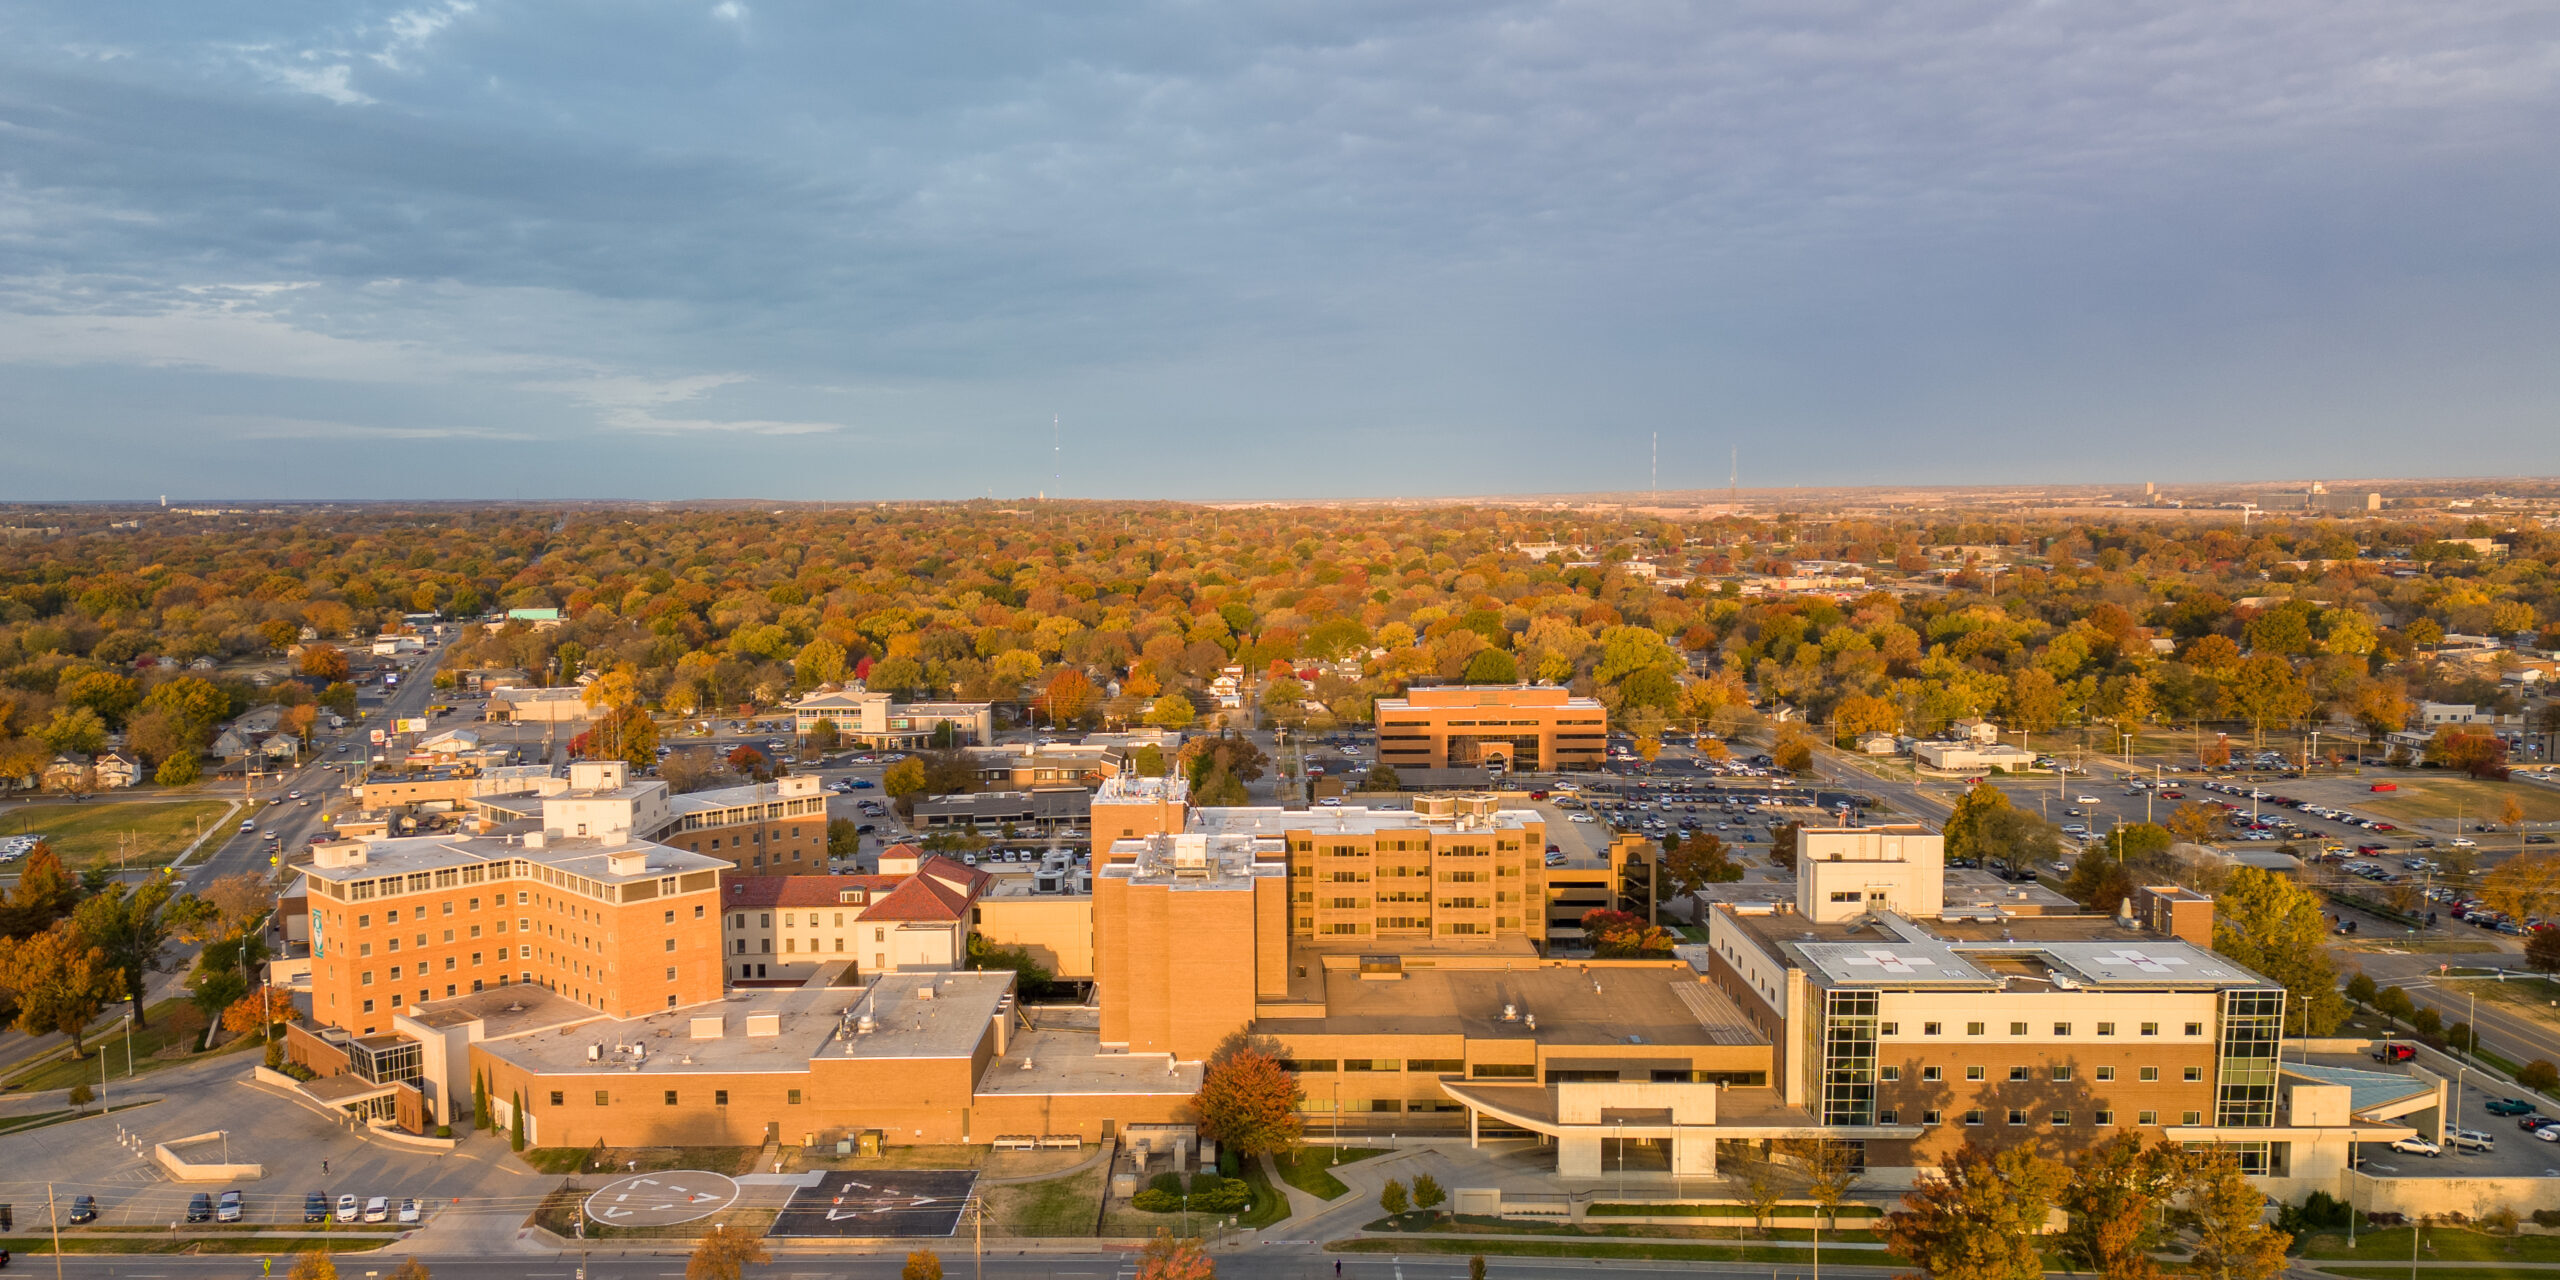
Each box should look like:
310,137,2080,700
975,896,1097,981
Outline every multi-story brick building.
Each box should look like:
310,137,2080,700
1372,684,1607,772
719,859,989,983
657,775,833,874
301,828,728,1036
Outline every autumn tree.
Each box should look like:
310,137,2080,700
2058,1132,2189,1280
2483,852,2560,926
0,923,121,1056
2426,727,2509,780
72,872,184,1025
1144,692,1199,730
222,985,297,1036
900,1250,943,1280
0,844,81,938
1781,1135,1864,1230
1769,821,1801,872
1943,784,2013,863
686,1223,771,1280
2165,802,2225,846
1882,1140,2069,1280
1580,908,1672,958
1136,1228,1215,1280
2214,866,2347,1035
1830,692,1899,743
290,1250,341,1280
299,643,351,682
1663,833,1744,897
1191,1032,1303,1158
1038,669,1100,725
2185,1153,2289,1280
2062,823,2176,912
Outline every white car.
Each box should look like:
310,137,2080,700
2388,1136,2441,1158
2448,1129,2495,1151
363,1196,390,1222
1568,814,1596,823
2075,795,2099,804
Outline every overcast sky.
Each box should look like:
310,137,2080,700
4,2,2558,501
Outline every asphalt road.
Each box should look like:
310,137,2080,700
28,1254,1904,1280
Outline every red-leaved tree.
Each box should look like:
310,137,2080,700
1192,1032,1303,1159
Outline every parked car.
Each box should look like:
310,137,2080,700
2537,1124,2560,1144
2388,1136,2441,1157
398,1199,421,1225
304,1192,329,1223
67,1195,96,1225
186,1193,213,1223
335,1194,360,1224
2516,1115,2560,1132
362,1196,390,1223
2449,1129,2495,1151
2372,1041,2416,1062
215,1189,243,1223
2487,1097,2539,1116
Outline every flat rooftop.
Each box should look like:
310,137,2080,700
476,973,1013,1075
402,982,602,1039
303,832,729,886
1719,907,2273,992
1191,805,1541,837
1099,833,1284,889
973,1028,1201,1096
1260,964,1766,1049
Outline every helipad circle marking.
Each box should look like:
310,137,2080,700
581,1170,741,1227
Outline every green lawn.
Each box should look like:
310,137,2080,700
1236,1156,1291,1230
0,800,237,871
1328,1237,1893,1263
984,1162,1107,1237
2358,776,2560,825
2318,1269,2559,1280
1273,1147,1385,1200
1589,1202,1880,1221
2302,1229,2560,1263
521,1145,760,1176
4,998,266,1092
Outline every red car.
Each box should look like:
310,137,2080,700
2160,790,2185,799
2371,783,2399,792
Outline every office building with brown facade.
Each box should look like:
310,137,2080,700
1373,684,1607,772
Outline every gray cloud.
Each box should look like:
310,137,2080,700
2,1,2557,498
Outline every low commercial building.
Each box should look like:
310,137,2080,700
1373,685,1607,773
789,688,994,748
1911,740,2038,773
911,788,1089,836
487,686,593,724
963,742,1124,789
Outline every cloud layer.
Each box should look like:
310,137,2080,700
3,1,2557,498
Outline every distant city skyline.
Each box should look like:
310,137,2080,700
4,2,2558,499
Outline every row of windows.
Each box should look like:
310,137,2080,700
1887,1020,2206,1039
351,901,704,930
1883,1064,2205,1084
1281,1058,1467,1074
547,1087,806,1106
1896,1107,2203,1128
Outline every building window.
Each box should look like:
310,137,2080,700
2007,1108,2027,1126
1880,1066,1900,1082
2095,1110,2115,1126
2051,1065,2073,1082
1923,1022,1941,1036
2097,1021,2116,1036
2051,1110,2072,1126
1922,1066,1942,1082
2140,1066,2160,1082
1921,1109,1942,1126
2186,1022,2205,1036
2008,1021,2028,1036
2096,1066,2116,1082
1966,1022,1985,1036
1878,1022,1898,1036
665,1090,678,1105
549,1091,563,1106
361,999,374,1014
2140,1022,2159,1036
665,938,677,951
2008,1066,2030,1082
1966,1066,1986,1082
2053,1023,2072,1037
2138,1110,2159,1125
788,1090,802,1105
1964,1109,1984,1126
666,967,677,980
2184,1067,2204,1083
2182,1111,2203,1126
715,1090,729,1106
1878,1108,1899,1124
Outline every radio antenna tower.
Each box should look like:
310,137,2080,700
1729,445,1738,512
1051,414,1060,499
